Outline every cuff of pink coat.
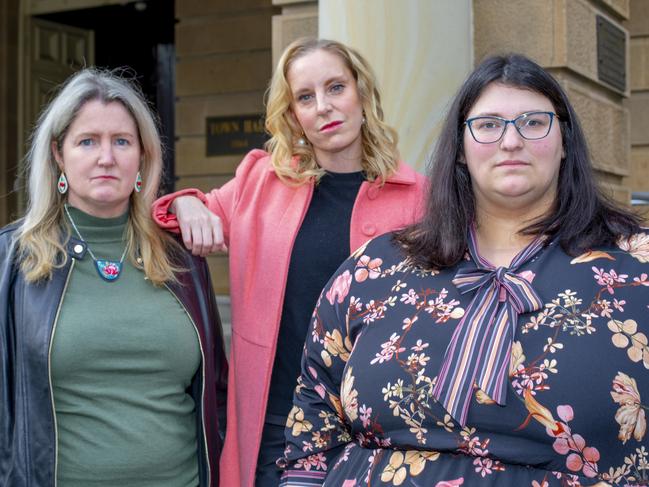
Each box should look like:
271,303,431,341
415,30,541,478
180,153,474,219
152,188,208,232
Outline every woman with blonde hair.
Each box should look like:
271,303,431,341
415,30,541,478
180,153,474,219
0,68,227,486
153,37,428,486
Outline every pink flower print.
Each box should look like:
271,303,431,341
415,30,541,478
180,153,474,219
370,333,405,364
435,478,464,486
597,299,613,318
400,289,418,305
612,298,626,312
548,404,600,478
411,339,429,352
359,404,373,428
326,270,352,305
592,266,628,294
314,383,326,399
473,457,493,477
518,270,536,283
633,273,649,286
565,445,600,477
355,255,382,282
557,405,574,422
295,452,328,471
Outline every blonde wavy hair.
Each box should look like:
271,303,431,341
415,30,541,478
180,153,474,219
16,68,182,284
265,37,400,184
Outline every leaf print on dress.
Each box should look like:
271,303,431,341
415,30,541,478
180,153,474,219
322,329,353,366
570,250,616,264
287,406,313,436
458,428,505,477
355,255,383,282
326,270,352,305
610,372,647,444
608,320,649,369
522,289,596,336
618,232,649,263
601,445,649,485
280,234,649,487
544,404,601,478
435,478,464,487
379,450,440,485
340,367,359,422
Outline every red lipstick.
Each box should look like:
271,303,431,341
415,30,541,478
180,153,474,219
320,121,342,132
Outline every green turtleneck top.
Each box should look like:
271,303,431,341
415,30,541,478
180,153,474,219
51,206,201,487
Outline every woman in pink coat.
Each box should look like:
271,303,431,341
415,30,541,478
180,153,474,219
153,37,428,487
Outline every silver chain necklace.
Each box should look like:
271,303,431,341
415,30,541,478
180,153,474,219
64,204,128,282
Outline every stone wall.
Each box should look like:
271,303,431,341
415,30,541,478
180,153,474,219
175,0,275,293
626,0,649,216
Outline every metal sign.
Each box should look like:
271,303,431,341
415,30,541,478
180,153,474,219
596,15,626,93
206,114,268,156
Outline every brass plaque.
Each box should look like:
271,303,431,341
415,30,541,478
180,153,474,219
596,15,626,92
206,114,268,156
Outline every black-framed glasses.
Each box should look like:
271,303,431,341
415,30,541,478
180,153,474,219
464,111,558,144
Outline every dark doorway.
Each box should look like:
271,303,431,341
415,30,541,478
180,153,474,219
37,0,176,193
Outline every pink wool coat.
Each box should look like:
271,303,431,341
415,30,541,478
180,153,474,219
153,149,428,487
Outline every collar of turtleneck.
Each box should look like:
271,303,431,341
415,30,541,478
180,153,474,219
65,206,129,244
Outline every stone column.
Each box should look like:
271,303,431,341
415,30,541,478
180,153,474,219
626,0,649,213
318,0,472,171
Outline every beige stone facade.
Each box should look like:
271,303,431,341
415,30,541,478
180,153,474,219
174,0,275,293
627,0,649,215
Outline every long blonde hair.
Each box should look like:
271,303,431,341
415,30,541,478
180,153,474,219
16,68,181,284
265,38,400,184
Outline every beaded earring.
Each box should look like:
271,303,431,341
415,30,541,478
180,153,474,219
57,172,68,194
134,172,142,193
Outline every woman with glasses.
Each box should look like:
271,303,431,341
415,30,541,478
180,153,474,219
279,54,647,486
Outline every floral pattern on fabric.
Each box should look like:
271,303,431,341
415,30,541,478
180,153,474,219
279,232,649,486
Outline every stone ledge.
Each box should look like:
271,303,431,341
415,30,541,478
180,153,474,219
272,9,318,66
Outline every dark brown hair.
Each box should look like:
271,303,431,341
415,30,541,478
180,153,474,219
396,54,641,269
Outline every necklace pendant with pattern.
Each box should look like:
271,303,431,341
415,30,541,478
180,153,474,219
95,260,122,281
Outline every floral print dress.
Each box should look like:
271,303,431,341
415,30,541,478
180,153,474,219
279,231,649,487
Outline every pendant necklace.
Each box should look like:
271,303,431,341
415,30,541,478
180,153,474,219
64,204,128,282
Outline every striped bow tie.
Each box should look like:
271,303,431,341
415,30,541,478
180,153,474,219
432,229,545,426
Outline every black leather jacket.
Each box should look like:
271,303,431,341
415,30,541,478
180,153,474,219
0,223,227,486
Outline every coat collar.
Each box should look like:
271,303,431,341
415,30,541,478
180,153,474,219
266,156,420,186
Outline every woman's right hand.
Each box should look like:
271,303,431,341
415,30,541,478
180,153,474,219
171,195,226,256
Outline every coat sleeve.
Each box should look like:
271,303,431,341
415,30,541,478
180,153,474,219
278,248,365,486
151,149,270,246
151,184,237,245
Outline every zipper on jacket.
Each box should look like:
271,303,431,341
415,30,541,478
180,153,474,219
164,284,211,487
47,259,76,487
